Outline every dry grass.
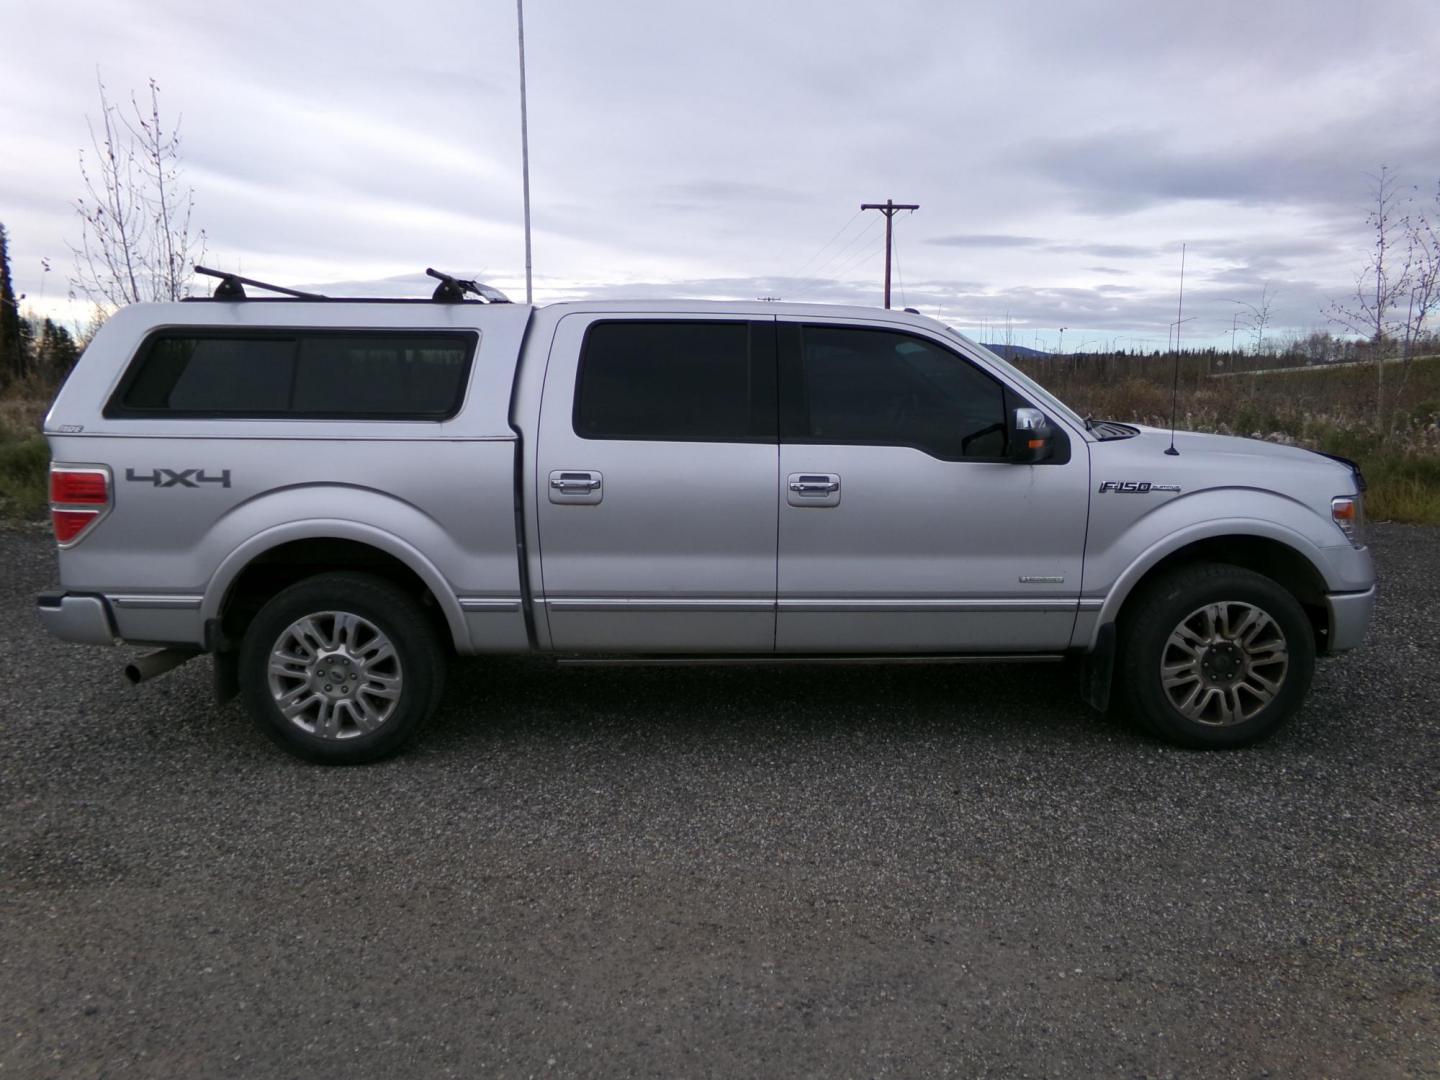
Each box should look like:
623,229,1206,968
1019,354,1440,523
0,398,49,520
0,397,48,439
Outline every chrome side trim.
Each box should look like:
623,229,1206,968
1077,598,1104,611
542,598,773,613
557,653,1067,667
457,597,524,613
542,596,1088,614
109,594,204,610
44,432,519,442
777,598,1079,614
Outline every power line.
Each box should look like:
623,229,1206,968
829,232,887,283
791,215,884,298
806,214,882,284
788,209,864,282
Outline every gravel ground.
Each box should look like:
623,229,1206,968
1,522,1437,1079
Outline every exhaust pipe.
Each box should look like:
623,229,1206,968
123,648,199,686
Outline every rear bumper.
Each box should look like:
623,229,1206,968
37,590,206,647
36,591,119,646
1325,585,1376,654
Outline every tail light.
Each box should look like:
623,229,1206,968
50,464,112,547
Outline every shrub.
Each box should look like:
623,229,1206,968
0,433,48,520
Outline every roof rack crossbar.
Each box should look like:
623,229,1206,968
194,265,327,301
426,268,512,304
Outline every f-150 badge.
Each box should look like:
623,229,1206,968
1098,481,1181,493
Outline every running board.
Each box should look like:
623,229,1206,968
555,653,1066,668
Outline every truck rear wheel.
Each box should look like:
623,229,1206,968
1116,563,1315,749
238,573,445,764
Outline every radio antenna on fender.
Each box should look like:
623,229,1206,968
1164,242,1187,457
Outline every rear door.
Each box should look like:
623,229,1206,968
776,318,1089,652
535,315,779,652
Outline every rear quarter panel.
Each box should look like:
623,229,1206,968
44,302,535,652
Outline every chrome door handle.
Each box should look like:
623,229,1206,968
786,472,841,507
551,475,601,492
789,478,839,494
548,470,604,505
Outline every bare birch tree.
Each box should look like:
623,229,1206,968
1402,182,1440,360
70,75,205,307
1327,166,1413,429
1231,284,1275,355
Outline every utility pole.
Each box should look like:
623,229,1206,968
860,199,918,308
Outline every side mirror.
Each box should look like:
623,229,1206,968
1011,407,1054,464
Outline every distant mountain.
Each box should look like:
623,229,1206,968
980,342,1052,360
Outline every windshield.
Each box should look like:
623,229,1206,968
938,325,1089,433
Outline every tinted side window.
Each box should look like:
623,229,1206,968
139,338,294,413
574,321,775,441
107,331,475,419
791,326,1008,459
290,335,470,416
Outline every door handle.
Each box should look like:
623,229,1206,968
789,477,839,494
548,470,603,504
551,475,601,492
787,472,841,507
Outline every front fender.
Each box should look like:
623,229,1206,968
1082,487,1354,649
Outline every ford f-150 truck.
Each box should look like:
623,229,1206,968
36,273,1375,762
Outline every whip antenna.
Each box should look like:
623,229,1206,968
1165,242,1186,457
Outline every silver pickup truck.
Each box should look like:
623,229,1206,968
37,276,1375,762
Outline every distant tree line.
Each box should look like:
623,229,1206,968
0,77,202,397
0,223,82,393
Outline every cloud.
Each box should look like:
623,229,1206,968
927,234,1043,249
4,0,1438,348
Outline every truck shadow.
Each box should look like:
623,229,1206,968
429,656,1129,750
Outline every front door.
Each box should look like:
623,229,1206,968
775,319,1089,653
535,315,778,652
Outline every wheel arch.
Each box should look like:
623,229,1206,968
1097,529,1331,647
203,522,470,652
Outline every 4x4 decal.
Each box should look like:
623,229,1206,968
125,468,232,489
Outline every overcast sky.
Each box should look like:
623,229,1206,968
4,0,1439,349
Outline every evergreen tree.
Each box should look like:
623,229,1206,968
35,318,80,383
0,222,24,383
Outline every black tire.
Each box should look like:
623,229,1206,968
238,572,445,764
1116,563,1315,749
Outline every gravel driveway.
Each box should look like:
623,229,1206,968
2,523,1436,1079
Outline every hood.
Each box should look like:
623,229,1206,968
1089,425,1361,501
1125,425,1336,468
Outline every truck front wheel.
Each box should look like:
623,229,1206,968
238,573,445,764
1116,563,1315,749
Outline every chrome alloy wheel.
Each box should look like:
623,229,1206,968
266,611,403,740
1160,601,1289,726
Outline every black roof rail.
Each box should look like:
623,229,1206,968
185,264,514,304
194,265,326,301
